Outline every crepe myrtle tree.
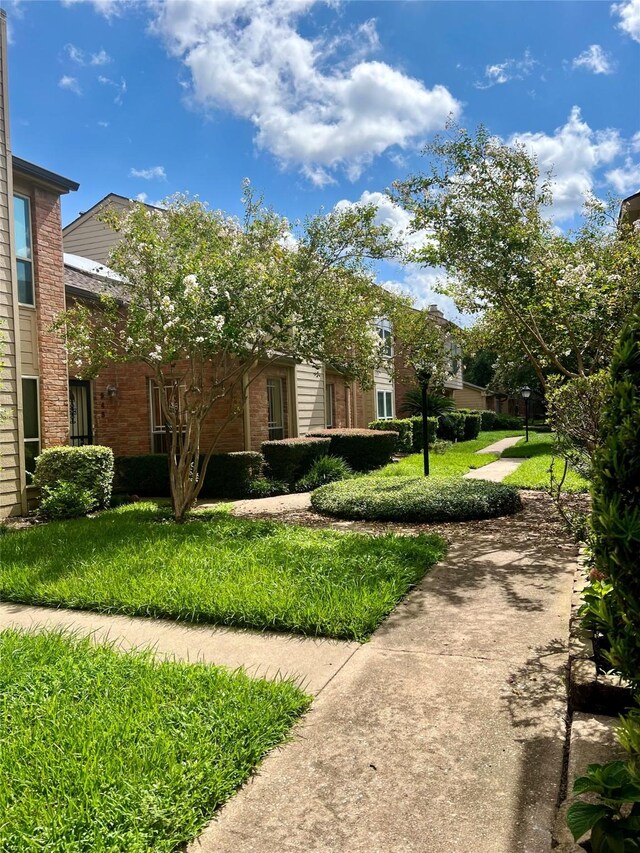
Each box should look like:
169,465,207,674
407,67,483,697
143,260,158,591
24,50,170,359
394,121,640,390
56,187,402,522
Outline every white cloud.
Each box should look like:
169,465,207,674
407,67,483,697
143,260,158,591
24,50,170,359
632,131,640,152
475,50,537,89
130,166,167,180
98,74,127,104
90,49,111,65
510,106,622,220
572,44,615,74
135,192,148,202
612,0,640,42
97,120,109,127
606,158,640,193
59,75,82,95
65,43,85,64
61,0,127,20
335,190,428,252
382,267,470,326
150,0,460,184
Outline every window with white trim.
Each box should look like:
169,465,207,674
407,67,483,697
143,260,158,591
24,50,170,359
149,380,185,453
376,389,393,420
325,383,335,428
267,377,285,440
14,195,34,306
376,318,393,358
22,377,40,480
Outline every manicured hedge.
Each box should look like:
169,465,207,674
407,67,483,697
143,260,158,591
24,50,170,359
307,428,398,471
114,452,263,499
493,414,523,430
462,411,482,440
311,476,522,522
407,416,438,452
261,437,331,484
479,410,497,431
368,419,413,453
436,411,465,442
34,445,114,509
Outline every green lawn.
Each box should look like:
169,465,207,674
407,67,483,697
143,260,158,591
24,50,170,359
500,432,589,493
376,430,524,478
0,629,308,853
0,504,446,641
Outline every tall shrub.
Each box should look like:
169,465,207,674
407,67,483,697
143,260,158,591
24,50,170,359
591,306,640,685
34,446,114,509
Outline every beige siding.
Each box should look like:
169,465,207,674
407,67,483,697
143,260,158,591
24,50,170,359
63,196,130,264
0,13,24,517
18,306,37,373
294,362,326,435
371,364,394,422
453,384,490,410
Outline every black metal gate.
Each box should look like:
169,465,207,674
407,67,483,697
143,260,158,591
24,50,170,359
69,380,93,446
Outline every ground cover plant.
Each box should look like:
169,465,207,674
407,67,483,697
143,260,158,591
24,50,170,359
500,433,589,493
311,477,522,522
375,430,523,479
0,629,308,853
0,504,445,641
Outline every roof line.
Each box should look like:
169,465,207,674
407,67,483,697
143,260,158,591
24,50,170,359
13,156,79,193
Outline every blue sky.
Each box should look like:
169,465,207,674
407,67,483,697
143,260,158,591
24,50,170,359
4,0,640,318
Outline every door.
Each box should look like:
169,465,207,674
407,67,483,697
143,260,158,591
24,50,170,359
69,380,93,446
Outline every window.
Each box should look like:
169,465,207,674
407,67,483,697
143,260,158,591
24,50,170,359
376,389,393,420
149,381,185,453
376,318,393,358
22,377,40,480
267,377,285,440
325,383,335,428
14,195,34,306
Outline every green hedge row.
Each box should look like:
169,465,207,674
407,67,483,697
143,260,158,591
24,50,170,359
307,428,398,471
114,452,263,499
368,417,438,453
261,437,331,484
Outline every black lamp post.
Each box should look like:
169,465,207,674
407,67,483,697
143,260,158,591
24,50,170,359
417,366,432,477
520,385,532,443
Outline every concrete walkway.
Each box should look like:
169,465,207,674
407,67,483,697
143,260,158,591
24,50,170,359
0,603,357,695
477,435,523,455
465,457,524,482
188,497,575,853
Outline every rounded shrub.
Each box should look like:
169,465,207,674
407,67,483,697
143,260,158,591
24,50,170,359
436,411,465,442
311,476,522,522
480,410,497,431
294,455,352,492
34,445,114,509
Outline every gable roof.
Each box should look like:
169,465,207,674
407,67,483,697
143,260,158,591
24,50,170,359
63,192,161,235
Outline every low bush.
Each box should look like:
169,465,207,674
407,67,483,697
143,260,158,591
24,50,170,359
368,418,413,453
311,476,522,522
34,445,114,509
307,428,398,471
246,478,290,498
462,411,482,440
114,452,263,499
407,416,438,452
479,410,497,431
436,411,465,442
39,481,97,520
295,455,352,492
492,414,523,430
261,437,331,484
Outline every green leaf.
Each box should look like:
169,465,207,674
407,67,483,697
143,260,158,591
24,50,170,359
590,819,626,853
567,802,611,841
574,774,604,795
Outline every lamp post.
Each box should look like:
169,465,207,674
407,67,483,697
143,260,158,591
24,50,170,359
417,366,432,477
520,385,531,443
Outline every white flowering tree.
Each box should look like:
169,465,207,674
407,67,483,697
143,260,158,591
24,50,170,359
395,123,640,389
58,188,401,521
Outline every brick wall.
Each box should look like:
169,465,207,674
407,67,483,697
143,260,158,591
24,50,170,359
32,187,69,447
325,369,349,428
86,359,246,457
393,350,417,418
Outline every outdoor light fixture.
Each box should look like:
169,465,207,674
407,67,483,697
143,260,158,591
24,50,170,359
105,385,118,398
520,385,532,443
417,363,433,477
